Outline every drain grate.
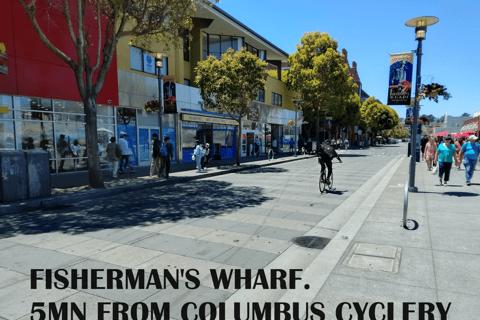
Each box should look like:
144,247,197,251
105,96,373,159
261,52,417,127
292,236,331,249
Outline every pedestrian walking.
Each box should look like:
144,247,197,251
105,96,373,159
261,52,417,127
421,135,428,161
118,133,136,174
106,137,122,178
70,139,81,167
459,135,479,186
344,139,349,150
454,138,464,170
202,143,211,171
149,133,161,178
425,136,437,171
289,138,295,154
436,135,457,187
194,140,204,173
254,136,261,157
159,136,174,179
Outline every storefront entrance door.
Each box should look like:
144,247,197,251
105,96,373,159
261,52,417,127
138,127,159,167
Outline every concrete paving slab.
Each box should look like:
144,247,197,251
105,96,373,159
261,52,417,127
255,226,305,241
0,280,77,320
56,238,122,257
143,284,231,320
283,212,326,223
236,214,315,231
433,250,480,296
6,232,91,250
198,230,290,254
132,222,178,233
81,228,157,245
212,246,278,269
132,233,233,261
0,267,29,289
0,244,83,275
428,211,480,230
0,240,19,250
355,243,398,258
238,208,291,219
87,244,164,268
314,274,439,320
346,254,395,272
436,290,480,320
430,226,480,255
159,224,215,239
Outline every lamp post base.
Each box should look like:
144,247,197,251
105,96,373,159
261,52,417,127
408,186,418,193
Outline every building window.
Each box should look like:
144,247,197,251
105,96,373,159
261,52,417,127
272,93,282,106
183,33,190,62
129,46,168,75
184,79,191,86
202,32,244,60
255,90,265,103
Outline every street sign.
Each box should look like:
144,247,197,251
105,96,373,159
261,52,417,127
326,117,332,127
0,106,8,114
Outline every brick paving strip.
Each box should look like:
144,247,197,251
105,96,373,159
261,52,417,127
0,155,314,215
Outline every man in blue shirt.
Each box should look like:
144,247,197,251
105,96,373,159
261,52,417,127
459,135,479,186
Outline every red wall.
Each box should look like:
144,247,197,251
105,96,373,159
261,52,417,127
0,0,118,105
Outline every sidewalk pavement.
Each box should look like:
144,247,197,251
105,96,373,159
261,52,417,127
305,156,480,319
0,153,314,215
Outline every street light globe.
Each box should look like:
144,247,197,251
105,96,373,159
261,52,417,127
149,52,169,60
405,16,439,40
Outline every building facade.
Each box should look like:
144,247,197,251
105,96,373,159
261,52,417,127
0,2,300,174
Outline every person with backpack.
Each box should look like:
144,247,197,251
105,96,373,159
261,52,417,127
317,139,342,184
159,136,174,179
459,135,479,186
149,133,161,178
193,140,204,173
106,137,122,178
202,143,211,171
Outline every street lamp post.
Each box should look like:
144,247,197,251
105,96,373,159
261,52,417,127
149,52,169,142
292,98,302,157
323,109,329,142
405,16,439,192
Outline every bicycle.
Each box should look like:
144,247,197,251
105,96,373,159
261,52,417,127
268,148,275,161
319,168,334,194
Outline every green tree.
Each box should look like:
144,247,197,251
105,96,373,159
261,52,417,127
19,0,218,188
287,31,357,144
195,48,268,166
384,122,409,139
268,69,289,83
360,97,399,144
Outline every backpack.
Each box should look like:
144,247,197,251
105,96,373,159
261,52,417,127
200,148,205,157
160,144,168,157
115,144,122,158
321,145,334,158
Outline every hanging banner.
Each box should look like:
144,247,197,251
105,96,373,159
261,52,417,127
326,117,333,127
388,52,414,105
405,107,414,124
163,76,177,114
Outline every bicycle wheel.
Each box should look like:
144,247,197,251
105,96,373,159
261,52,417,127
319,170,326,193
328,171,334,190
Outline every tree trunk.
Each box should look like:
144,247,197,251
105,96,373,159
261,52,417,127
236,117,242,166
315,107,319,153
84,96,106,188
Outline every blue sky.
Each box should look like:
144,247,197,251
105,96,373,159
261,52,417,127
217,0,480,119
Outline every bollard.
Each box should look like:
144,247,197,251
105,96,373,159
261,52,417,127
403,179,408,228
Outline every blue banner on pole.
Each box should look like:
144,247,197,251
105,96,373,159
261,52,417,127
388,52,414,105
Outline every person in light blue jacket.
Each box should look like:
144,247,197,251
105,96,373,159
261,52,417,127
459,135,479,186
194,140,204,173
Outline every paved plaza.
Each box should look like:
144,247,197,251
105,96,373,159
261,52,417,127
1,143,479,320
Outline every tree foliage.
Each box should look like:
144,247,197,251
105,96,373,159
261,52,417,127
195,48,268,166
268,69,288,83
384,122,409,139
360,96,399,133
287,31,358,143
19,0,218,188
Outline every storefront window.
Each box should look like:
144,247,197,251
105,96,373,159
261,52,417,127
14,97,53,112
182,122,198,149
226,131,234,147
0,121,15,149
0,95,13,120
117,107,138,166
98,105,115,116
54,100,84,114
55,122,86,172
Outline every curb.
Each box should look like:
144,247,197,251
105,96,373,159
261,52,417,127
0,155,314,215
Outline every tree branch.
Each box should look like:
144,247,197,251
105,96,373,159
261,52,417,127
92,0,102,73
62,0,77,46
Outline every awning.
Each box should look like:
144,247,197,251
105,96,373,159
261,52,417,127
460,122,478,132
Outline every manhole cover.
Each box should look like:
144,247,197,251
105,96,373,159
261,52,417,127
292,236,331,249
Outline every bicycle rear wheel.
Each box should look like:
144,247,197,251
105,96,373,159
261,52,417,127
328,171,334,189
319,170,326,193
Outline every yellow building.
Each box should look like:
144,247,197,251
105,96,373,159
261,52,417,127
116,4,300,165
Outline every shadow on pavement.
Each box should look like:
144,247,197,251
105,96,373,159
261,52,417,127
417,191,479,197
235,167,289,174
326,189,347,195
0,180,273,239
338,154,367,158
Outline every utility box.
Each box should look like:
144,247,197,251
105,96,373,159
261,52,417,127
0,151,28,203
24,150,51,199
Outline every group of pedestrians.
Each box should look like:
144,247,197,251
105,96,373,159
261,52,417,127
421,134,479,186
105,134,136,178
193,140,211,173
149,134,174,179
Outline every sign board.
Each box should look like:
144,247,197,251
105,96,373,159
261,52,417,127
405,107,414,124
182,114,237,126
388,52,414,105
247,107,259,121
326,117,333,127
142,52,156,74
0,106,8,114
163,76,177,114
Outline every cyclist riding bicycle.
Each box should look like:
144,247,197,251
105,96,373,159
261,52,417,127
318,139,342,183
